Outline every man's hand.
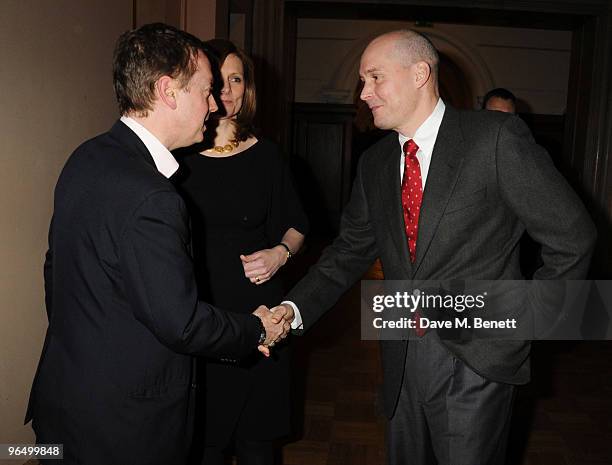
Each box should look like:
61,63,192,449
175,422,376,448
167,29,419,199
271,303,295,325
253,305,291,357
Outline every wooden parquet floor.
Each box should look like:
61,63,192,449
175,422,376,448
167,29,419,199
284,282,386,465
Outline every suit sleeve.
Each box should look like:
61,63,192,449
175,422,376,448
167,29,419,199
496,115,596,279
287,156,378,332
118,189,261,358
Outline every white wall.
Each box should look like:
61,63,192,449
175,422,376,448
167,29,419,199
0,0,132,457
296,18,572,114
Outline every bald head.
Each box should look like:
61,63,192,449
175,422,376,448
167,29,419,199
359,29,440,136
373,30,439,75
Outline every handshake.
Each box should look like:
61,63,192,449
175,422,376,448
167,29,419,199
253,304,294,357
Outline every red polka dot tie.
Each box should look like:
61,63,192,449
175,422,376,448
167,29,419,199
401,139,422,263
401,139,426,337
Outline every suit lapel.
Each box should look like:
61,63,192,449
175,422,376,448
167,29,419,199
413,107,465,276
378,134,413,273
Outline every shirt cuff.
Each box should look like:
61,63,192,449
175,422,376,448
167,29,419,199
281,300,303,329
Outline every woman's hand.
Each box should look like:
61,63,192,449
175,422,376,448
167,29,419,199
240,245,288,285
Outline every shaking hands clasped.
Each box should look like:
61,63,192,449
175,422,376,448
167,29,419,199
252,304,295,357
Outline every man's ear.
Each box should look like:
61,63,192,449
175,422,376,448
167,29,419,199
414,61,432,89
156,76,178,110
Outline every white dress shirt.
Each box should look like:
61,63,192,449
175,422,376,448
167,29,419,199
286,99,446,330
120,116,179,179
398,98,445,189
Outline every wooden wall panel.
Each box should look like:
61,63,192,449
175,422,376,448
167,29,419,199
292,104,354,233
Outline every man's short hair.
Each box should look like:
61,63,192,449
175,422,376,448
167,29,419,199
390,29,440,74
113,23,206,116
482,88,516,109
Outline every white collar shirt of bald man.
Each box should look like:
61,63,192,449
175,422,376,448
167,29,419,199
398,98,446,188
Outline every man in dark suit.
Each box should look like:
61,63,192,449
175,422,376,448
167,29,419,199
26,23,289,465
276,30,596,464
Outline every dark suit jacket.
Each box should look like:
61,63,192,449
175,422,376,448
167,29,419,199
26,121,261,465
288,106,596,419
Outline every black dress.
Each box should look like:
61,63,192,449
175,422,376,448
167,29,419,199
177,139,308,447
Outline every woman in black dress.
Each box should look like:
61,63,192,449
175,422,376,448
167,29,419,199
178,40,308,465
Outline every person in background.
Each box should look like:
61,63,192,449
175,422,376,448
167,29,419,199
482,87,517,113
177,39,308,465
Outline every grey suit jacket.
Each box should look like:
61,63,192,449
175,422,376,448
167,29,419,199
288,106,596,418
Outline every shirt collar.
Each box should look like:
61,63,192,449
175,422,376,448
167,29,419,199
398,98,446,156
120,116,179,179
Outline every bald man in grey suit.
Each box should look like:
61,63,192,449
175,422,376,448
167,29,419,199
276,30,596,464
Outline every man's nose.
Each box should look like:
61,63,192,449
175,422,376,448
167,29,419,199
209,94,218,113
360,82,371,101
